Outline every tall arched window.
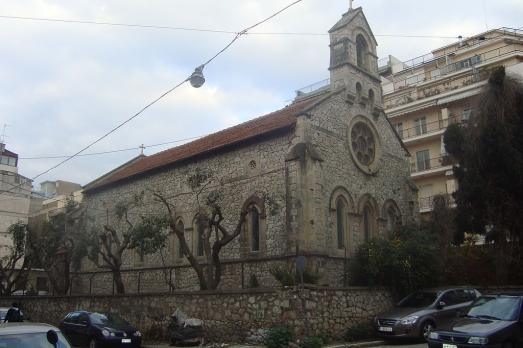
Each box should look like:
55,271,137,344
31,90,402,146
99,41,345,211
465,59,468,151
386,207,398,234
250,206,260,252
363,205,372,242
356,34,369,69
368,89,375,106
176,220,185,259
336,199,346,249
194,216,205,257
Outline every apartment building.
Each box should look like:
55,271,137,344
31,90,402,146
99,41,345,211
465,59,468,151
379,27,523,217
0,143,33,258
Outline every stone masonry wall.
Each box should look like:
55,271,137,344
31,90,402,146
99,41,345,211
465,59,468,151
0,286,393,342
83,131,294,273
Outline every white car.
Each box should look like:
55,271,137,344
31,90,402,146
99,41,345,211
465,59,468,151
0,322,72,347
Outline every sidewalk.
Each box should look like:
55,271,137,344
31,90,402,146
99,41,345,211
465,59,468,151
143,341,385,348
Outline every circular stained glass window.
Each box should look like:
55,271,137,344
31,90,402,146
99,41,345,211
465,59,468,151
347,116,381,174
351,122,376,166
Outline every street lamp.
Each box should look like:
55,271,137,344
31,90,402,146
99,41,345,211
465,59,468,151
189,65,205,88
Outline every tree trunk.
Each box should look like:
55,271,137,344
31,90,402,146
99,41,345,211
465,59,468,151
113,269,125,294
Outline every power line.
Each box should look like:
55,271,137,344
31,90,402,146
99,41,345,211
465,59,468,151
0,0,304,197
19,135,205,160
0,14,470,39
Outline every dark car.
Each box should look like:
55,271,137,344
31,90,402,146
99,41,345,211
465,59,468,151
59,311,142,348
0,322,72,347
374,287,481,340
427,294,523,348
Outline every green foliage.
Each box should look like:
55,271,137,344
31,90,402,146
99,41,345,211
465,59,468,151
344,323,372,342
248,274,259,288
269,265,321,286
265,325,293,348
350,224,441,298
299,336,324,348
443,66,523,253
129,215,169,254
7,221,30,255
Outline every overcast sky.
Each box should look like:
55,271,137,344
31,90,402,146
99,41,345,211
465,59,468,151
1,0,521,189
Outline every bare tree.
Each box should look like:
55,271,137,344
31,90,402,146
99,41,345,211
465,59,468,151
79,195,168,294
0,222,32,295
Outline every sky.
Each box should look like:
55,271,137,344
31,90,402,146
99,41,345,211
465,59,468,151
0,0,522,189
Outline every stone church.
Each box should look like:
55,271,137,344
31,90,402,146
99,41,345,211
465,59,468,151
81,6,418,292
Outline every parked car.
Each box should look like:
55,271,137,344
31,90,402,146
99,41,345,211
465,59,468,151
59,311,141,348
427,294,523,348
373,287,481,340
0,322,72,347
0,308,9,322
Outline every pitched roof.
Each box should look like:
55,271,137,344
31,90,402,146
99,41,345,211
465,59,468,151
329,7,378,46
84,95,323,193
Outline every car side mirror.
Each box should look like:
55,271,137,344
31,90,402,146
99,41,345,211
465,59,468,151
47,330,58,348
436,301,446,310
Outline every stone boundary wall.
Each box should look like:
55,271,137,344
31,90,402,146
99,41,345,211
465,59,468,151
0,286,392,342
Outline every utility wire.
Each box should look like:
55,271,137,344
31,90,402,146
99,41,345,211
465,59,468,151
0,14,476,39
0,0,303,197
19,135,205,160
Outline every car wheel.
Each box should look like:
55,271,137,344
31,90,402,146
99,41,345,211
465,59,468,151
421,321,435,340
88,338,98,348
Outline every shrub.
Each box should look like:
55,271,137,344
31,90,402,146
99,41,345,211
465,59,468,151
269,265,321,286
265,325,293,348
299,336,324,348
349,223,441,299
344,323,371,342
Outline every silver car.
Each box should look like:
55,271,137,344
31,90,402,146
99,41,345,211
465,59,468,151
0,322,72,347
374,287,481,340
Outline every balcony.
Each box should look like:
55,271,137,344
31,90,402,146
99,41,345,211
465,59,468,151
383,43,523,109
411,156,454,178
419,194,455,213
397,116,459,144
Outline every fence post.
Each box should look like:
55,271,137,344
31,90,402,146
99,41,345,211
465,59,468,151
137,271,141,294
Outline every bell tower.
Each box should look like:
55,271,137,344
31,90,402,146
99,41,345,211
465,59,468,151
328,6,382,107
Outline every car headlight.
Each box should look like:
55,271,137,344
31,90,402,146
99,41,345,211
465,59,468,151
468,337,489,345
400,315,419,325
134,331,142,337
428,332,439,340
102,329,110,337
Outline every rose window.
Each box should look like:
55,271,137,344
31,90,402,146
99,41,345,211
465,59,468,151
351,122,375,166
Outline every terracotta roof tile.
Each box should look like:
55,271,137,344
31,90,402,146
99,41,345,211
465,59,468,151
85,96,322,192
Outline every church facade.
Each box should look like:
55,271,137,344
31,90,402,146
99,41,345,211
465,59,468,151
81,7,418,292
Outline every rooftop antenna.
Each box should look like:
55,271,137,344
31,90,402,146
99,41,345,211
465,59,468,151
0,124,9,153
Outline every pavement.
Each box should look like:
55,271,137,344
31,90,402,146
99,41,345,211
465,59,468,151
142,341,427,348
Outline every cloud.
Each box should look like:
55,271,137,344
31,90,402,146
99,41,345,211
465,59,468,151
0,0,521,186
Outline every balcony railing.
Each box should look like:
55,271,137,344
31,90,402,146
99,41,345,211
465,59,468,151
419,194,455,211
384,43,523,108
411,155,453,173
295,78,330,97
396,111,473,141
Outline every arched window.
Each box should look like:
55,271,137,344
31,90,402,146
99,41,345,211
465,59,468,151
241,196,266,256
363,205,372,242
382,200,402,235
336,199,347,249
249,206,260,252
386,207,398,234
194,215,206,257
368,89,375,106
176,220,185,259
356,34,369,69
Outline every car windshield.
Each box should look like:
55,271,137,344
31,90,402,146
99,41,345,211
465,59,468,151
0,331,71,348
398,291,438,308
89,313,129,326
467,296,521,321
